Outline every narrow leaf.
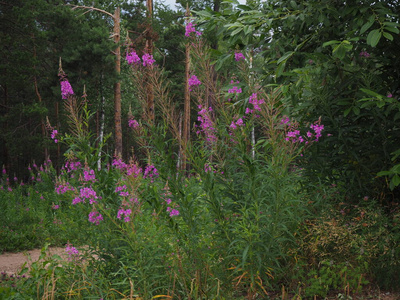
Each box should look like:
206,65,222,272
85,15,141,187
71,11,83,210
322,40,340,47
360,21,374,34
277,51,294,64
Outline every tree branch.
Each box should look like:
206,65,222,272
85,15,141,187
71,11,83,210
68,5,115,19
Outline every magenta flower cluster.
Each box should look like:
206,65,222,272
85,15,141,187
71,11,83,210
229,117,245,130
185,22,202,37
126,51,141,65
127,163,142,177
188,75,201,91
284,118,325,143
88,211,103,225
60,80,74,99
64,160,82,173
142,53,156,66
126,51,155,67
51,129,59,143
196,105,217,143
73,187,98,205
112,158,127,170
167,207,180,217
83,169,96,182
359,51,370,58
115,185,129,197
143,165,159,183
55,182,75,194
128,118,140,128
160,185,179,217
310,123,324,141
234,52,245,61
112,158,143,178
246,93,265,114
164,197,179,217
117,208,132,222
65,244,79,261
228,86,242,94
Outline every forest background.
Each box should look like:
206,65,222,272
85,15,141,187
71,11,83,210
0,0,400,298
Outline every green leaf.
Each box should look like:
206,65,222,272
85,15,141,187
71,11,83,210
322,40,340,47
344,107,352,116
384,26,400,34
360,88,383,98
383,21,399,28
277,51,294,64
231,27,243,36
367,29,381,47
377,170,393,176
193,10,213,17
360,20,374,34
332,43,352,59
276,62,286,77
383,31,393,41
390,174,400,189
242,245,250,264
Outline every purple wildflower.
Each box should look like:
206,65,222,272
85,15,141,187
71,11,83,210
169,209,180,217
234,52,245,61
185,22,202,37
142,53,155,66
60,80,74,99
359,51,370,58
280,116,290,125
51,129,59,143
128,119,140,128
55,182,75,194
83,169,96,182
248,93,265,112
65,160,82,173
117,208,132,222
143,165,159,183
65,244,79,261
126,51,141,65
188,75,201,91
126,163,142,177
228,86,242,94
196,105,217,144
235,118,244,127
88,211,103,225
112,158,127,171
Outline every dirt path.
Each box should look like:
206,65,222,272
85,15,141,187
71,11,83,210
0,247,67,275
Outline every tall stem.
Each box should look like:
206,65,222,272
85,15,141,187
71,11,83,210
182,30,191,171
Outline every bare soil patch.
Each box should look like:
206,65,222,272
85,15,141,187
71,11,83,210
0,247,67,276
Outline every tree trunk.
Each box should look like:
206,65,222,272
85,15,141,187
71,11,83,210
32,36,48,160
113,7,122,157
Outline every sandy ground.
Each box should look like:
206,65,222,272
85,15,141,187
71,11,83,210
0,247,67,276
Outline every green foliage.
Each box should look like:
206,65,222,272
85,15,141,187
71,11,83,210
196,0,400,204
1,2,400,298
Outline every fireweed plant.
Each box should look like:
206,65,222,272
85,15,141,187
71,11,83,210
2,23,330,300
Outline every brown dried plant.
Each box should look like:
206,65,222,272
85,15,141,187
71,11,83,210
63,95,87,138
